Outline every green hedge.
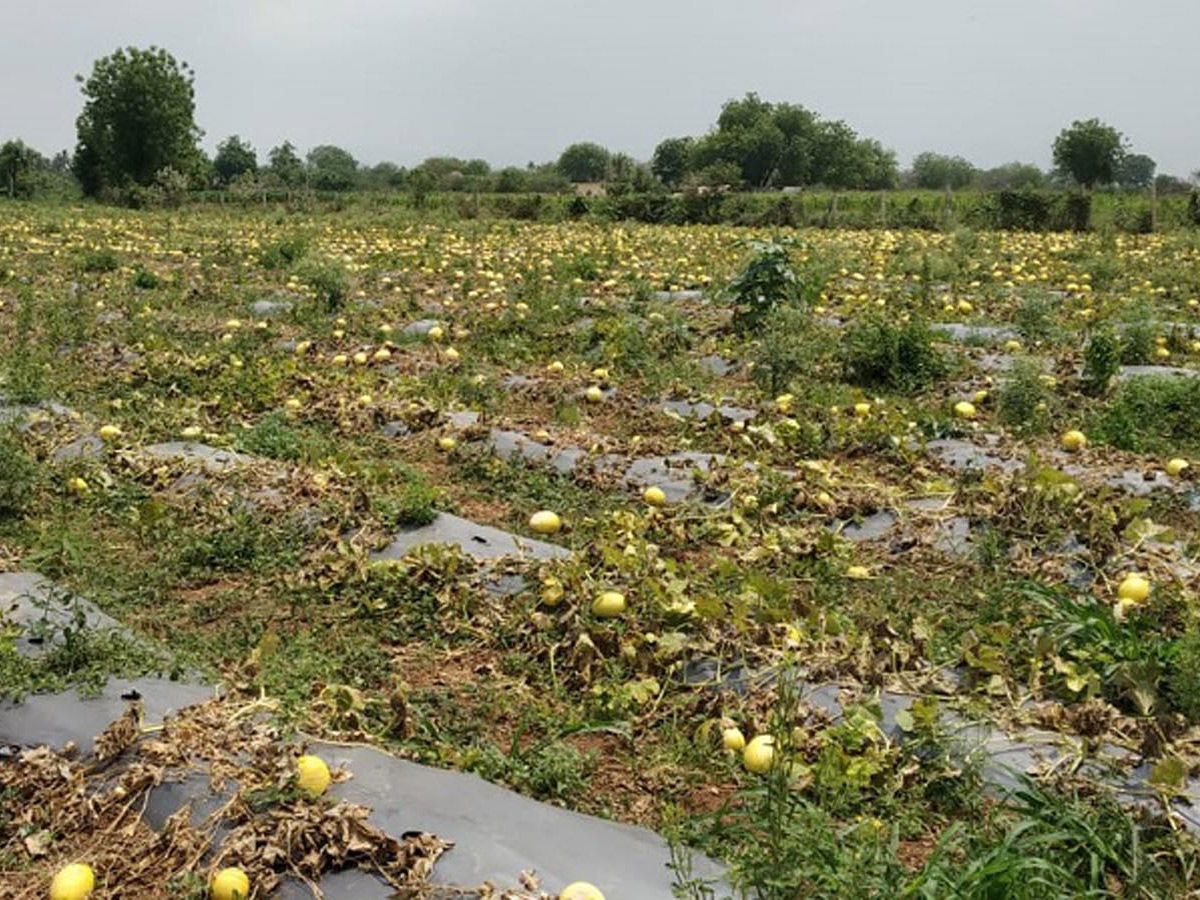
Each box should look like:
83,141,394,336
182,187,1200,233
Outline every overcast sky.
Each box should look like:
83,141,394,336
3,0,1198,175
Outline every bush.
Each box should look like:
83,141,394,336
1168,630,1200,721
79,248,120,273
1093,375,1200,453
992,191,1053,231
1119,315,1156,365
726,240,801,333
840,316,945,391
131,267,161,289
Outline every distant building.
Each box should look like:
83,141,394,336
573,182,607,197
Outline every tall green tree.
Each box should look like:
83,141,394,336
213,135,257,186
650,137,693,187
556,142,610,182
0,140,36,198
1052,119,1126,189
685,93,896,189
72,46,202,197
306,145,358,191
1116,153,1156,190
267,141,304,186
911,152,977,190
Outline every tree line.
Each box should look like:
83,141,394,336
1,46,1196,205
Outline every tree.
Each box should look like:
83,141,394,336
0,140,34,198
266,142,304,186
493,166,528,193
651,137,693,187
213,135,257,186
306,145,358,191
1052,119,1126,189
1116,153,1156,190
1155,173,1192,195
682,93,895,190
362,162,406,189
72,46,202,197
556,142,610,182
911,152,977,190
978,162,1045,190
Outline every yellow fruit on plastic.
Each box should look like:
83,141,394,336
585,386,604,403
98,424,122,441
560,882,605,900
643,486,667,506
743,735,775,773
427,325,444,342
1117,574,1150,604
592,591,626,617
437,436,457,452
854,402,871,417
296,754,331,796
529,510,562,534
722,727,746,752
953,401,976,420
50,863,95,900
210,867,250,900
1166,458,1189,476
1061,430,1087,452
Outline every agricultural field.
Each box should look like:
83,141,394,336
5,204,1200,897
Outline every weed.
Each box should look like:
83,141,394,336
997,358,1051,433
749,306,834,397
0,432,38,519
727,239,802,333
233,411,304,461
1081,327,1121,396
841,315,945,391
259,234,309,270
296,255,351,312
131,267,162,289
1013,294,1059,344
